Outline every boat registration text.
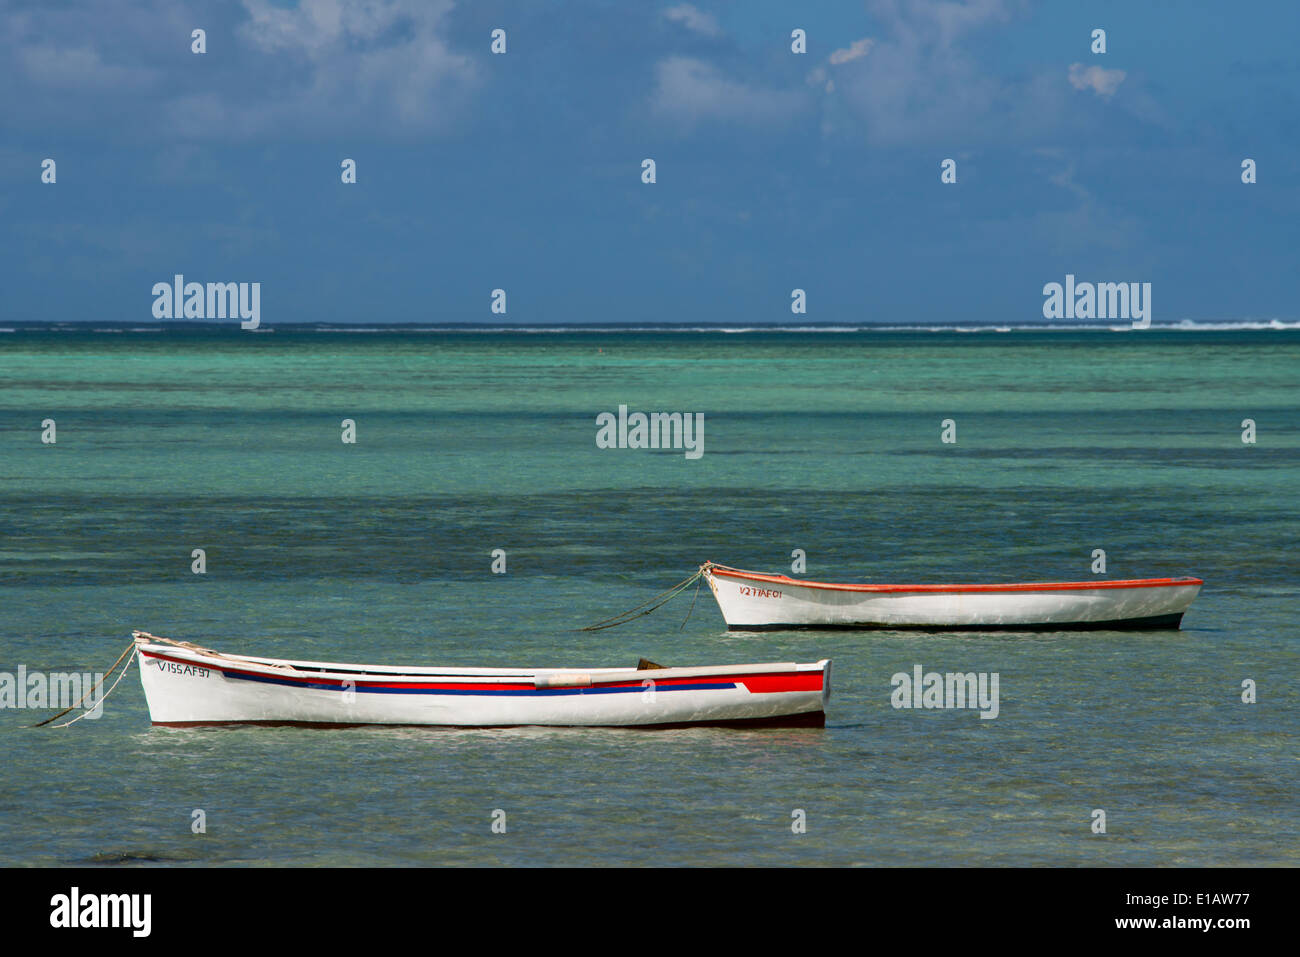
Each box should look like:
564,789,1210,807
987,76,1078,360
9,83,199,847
154,659,212,678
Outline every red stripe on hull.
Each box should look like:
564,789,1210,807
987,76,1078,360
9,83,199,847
707,565,1202,594
739,673,824,694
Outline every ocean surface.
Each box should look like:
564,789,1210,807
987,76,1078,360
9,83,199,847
1,324,1296,866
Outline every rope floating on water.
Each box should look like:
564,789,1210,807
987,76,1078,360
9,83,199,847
45,648,138,728
579,567,707,632
29,637,138,729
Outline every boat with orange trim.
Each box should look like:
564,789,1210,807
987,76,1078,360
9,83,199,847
700,562,1202,631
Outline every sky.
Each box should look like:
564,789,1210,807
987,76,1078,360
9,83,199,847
1,0,1297,325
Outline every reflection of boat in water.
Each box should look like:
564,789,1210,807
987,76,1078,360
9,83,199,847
701,563,1202,631
133,631,830,728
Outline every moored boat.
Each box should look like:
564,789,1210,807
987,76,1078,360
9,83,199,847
132,632,830,728
701,563,1202,631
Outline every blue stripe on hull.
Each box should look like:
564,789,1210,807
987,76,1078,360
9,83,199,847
223,669,738,696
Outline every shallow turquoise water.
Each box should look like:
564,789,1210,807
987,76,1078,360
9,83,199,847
1,327,1296,865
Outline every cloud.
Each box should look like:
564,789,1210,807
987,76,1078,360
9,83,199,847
1068,63,1126,97
828,0,1011,145
829,38,874,65
662,4,722,37
1046,159,1090,202
18,44,155,92
229,0,478,134
1,0,478,139
650,56,807,128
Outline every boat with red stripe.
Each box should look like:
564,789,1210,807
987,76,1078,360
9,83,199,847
701,562,1202,631
133,632,830,728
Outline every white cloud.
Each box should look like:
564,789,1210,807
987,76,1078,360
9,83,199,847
2,0,478,139
829,38,874,65
232,0,478,134
1068,63,1126,97
829,0,1011,145
18,43,155,92
241,0,397,56
663,4,722,37
650,56,806,128
805,67,834,93
1047,160,1090,202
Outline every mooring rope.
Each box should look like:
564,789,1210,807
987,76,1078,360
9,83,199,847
579,568,707,632
679,571,704,631
29,637,138,728
45,647,139,729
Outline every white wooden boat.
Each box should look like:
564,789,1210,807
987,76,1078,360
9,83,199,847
701,563,1202,631
132,632,830,728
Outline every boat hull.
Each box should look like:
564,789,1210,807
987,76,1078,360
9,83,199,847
134,639,830,728
703,566,1202,631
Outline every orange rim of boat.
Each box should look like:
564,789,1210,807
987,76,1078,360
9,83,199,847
703,563,1203,594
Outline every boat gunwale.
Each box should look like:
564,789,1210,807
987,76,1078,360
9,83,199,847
704,563,1203,594
135,641,828,687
